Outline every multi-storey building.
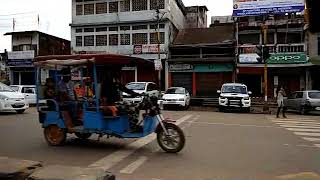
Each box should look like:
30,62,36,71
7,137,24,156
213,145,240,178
4,31,70,85
185,6,208,28
70,0,187,87
234,14,315,98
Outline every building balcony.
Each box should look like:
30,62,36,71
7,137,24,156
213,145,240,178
239,43,306,54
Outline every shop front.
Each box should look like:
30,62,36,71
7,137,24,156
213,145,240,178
238,52,313,98
7,51,35,85
169,63,234,97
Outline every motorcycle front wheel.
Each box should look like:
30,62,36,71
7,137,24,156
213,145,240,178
157,123,185,153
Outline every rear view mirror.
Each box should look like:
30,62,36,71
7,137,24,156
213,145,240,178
217,90,221,94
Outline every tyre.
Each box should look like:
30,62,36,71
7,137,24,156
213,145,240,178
44,125,66,146
157,123,185,153
219,106,225,112
300,106,308,115
16,110,25,114
75,132,92,139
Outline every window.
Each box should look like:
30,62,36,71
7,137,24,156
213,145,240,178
22,87,35,94
84,4,94,15
132,0,147,11
133,33,148,44
84,35,94,46
109,34,119,46
96,3,107,14
150,32,165,44
277,32,303,44
132,25,148,30
318,37,320,55
150,0,165,10
120,26,130,31
84,28,94,32
96,27,108,32
76,36,83,47
120,0,130,12
120,34,130,45
296,92,303,99
147,83,158,91
96,35,108,46
76,5,83,15
76,28,83,33
150,24,165,30
109,26,118,31
239,34,260,45
109,2,119,13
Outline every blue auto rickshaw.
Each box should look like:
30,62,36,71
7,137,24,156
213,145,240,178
34,54,185,153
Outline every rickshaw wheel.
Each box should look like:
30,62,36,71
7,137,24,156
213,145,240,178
157,123,185,153
44,125,66,146
75,133,92,139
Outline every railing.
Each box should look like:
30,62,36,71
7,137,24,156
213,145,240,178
238,43,305,54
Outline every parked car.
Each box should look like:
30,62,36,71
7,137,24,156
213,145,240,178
217,83,252,112
161,87,191,109
284,90,320,115
0,82,29,114
10,85,36,105
123,82,160,103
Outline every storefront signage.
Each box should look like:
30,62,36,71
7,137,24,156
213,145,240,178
239,53,307,64
6,59,33,67
169,64,194,71
122,67,136,71
233,0,305,16
134,45,160,54
267,53,307,64
8,51,34,60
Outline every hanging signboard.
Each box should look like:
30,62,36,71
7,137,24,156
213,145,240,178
233,0,305,17
239,53,307,64
154,59,162,70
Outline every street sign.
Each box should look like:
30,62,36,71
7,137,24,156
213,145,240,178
154,59,162,70
233,0,305,17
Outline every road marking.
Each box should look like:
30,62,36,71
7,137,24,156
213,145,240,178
89,114,193,170
279,125,320,129
285,128,320,132
294,132,320,137
192,122,276,128
119,156,148,174
302,137,320,142
272,121,320,125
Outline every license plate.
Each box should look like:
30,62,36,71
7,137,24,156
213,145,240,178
14,103,24,106
316,107,320,111
167,101,176,104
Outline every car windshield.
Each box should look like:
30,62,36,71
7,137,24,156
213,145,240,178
126,83,146,90
308,92,320,99
222,85,247,94
10,86,19,92
0,83,15,92
165,88,185,94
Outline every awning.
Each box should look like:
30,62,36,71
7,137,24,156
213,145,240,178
310,56,320,65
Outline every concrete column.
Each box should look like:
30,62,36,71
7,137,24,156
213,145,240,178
164,61,169,90
192,72,196,96
134,67,138,82
19,72,21,85
306,68,312,90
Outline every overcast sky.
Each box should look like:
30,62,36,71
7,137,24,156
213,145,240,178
0,0,233,52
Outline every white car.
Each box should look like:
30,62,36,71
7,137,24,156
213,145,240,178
161,87,191,109
123,82,160,103
0,82,29,114
10,85,37,105
217,83,252,112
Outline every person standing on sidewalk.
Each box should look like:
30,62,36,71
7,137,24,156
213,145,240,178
276,86,287,118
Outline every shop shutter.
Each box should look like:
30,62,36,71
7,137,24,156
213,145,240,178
172,73,193,95
196,73,232,97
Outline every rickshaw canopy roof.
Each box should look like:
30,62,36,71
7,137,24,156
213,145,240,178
34,54,153,67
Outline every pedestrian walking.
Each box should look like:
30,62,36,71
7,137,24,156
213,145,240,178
276,86,287,118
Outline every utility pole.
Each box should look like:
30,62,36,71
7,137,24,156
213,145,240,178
156,6,162,91
262,15,269,112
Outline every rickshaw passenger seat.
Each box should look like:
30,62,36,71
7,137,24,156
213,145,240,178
100,106,118,117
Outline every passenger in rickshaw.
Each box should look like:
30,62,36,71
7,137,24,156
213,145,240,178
43,78,57,111
57,68,77,130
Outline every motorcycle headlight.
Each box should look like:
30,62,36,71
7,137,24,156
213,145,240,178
243,97,250,101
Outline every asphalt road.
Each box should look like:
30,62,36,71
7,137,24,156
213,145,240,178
0,108,320,180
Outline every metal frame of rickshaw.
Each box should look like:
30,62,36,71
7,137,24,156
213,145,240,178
35,58,166,139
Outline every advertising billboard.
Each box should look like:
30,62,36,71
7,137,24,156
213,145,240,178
233,0,305,17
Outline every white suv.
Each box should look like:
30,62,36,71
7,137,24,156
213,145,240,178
217,83,251,112
123,82,160,103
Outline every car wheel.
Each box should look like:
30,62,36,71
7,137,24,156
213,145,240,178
300,106,308,115
16,110,25,114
